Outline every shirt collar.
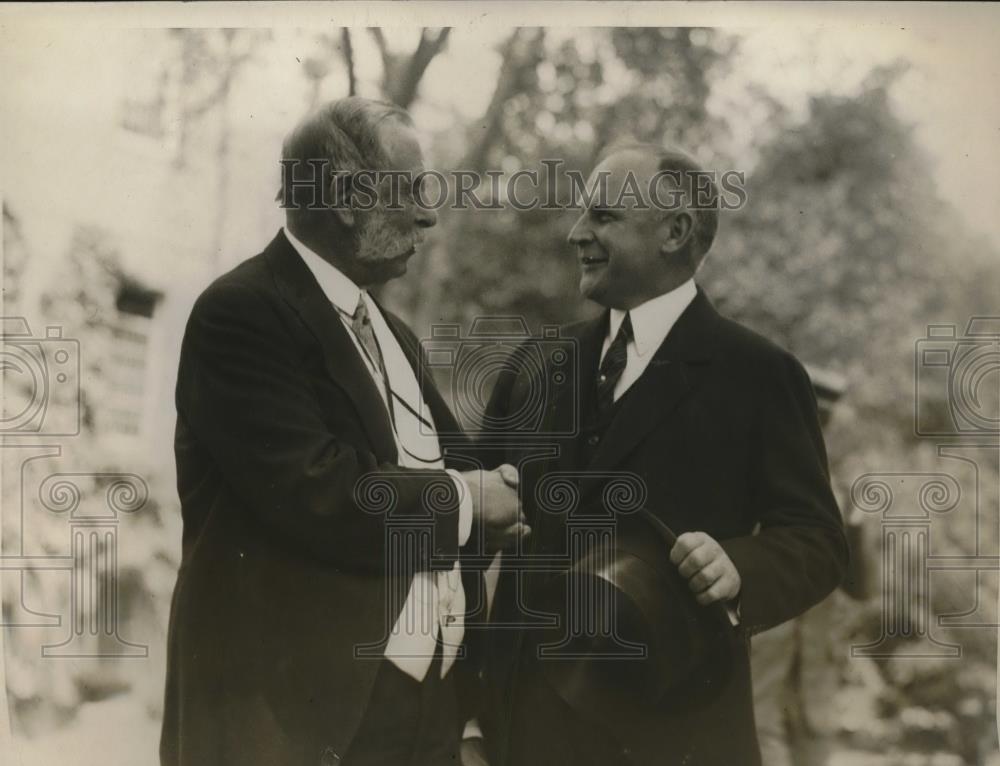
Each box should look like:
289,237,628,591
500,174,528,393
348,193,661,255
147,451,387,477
284,226,362,316
608,278,698,357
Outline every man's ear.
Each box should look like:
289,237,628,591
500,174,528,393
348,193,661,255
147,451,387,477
659,210,694,254
330,176,356,228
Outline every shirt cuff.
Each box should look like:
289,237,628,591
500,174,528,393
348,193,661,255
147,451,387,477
725,597,741,627
463,718,484,740
446,469,474,547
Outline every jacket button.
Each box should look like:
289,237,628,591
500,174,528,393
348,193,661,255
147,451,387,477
587,434,600,446
320,746,341,766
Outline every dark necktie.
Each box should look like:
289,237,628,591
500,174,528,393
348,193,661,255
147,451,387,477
595,312,632,418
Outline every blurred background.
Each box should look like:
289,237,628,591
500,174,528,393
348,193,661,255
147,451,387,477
2,15,999,766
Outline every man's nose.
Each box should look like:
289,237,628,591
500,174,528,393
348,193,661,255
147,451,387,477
415,205,438,229
567,213,592,245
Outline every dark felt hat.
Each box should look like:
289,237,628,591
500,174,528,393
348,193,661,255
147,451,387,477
533,507,736,727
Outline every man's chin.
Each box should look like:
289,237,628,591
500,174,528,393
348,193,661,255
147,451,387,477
579,274,604,302
390,249,414,273
359,250,412,285
391,259,409,278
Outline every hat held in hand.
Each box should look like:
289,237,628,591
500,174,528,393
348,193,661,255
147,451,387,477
534,507,736,725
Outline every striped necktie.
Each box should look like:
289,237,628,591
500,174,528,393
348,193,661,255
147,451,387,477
595,312,632,418
350,294,386,380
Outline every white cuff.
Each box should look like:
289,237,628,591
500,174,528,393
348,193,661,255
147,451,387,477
446,469,474,547
463,718,484,740
725,598,741,627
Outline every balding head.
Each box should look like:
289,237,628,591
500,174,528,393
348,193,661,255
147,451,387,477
279,97,413,233
596,141,719,268
567,141,719,309
278,97,436,288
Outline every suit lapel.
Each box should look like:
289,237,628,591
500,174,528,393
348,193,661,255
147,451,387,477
264,230,398,462
582,290,717,482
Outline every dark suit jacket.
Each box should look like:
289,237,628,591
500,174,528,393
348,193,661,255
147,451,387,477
480,288,849,766
160,231,472,766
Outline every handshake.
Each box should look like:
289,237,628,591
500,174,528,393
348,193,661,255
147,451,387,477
460,464,529,552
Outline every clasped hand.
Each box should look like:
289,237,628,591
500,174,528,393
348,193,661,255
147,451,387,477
461,464,528,552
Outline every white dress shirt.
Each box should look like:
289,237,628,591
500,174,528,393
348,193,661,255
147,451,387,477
600,278,698,402
285,227,472,680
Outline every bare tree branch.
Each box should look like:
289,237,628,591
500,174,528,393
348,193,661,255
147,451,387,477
174,32,258,168
341,28,356,96
461,28,544,171
388,28,451,108
367,27,392,75
365,27,452,108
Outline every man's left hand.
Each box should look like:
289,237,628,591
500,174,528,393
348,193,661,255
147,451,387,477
670,531,741,606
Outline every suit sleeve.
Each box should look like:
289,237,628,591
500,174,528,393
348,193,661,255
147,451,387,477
719,352,849,634
176,280,460,572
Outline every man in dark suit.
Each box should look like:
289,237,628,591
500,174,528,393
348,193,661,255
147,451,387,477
160,98,524,766
476,143,849,766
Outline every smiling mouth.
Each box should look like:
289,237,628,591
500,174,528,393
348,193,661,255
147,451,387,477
580,255,608,266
